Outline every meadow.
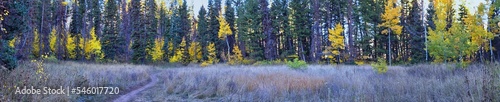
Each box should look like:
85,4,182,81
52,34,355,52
1,61,499,101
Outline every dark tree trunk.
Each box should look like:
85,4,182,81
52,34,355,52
261,0,275,60
310,0,320,63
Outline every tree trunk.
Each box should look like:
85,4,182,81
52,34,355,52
261,0,275,60
389,30,392,66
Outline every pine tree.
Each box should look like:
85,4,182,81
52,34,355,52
224,0,236,54
407,0,425,63
271,0,290,59
427,0,436,30
159,1,171,61
290,0,311,61
130,0,147,63
1,0,30,69
69,0,85,60
197,6,209,60
379,0,402,65
102,0,124,60
89,0,102,38
145,0,158,62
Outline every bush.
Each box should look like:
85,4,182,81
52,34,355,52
286,58,307,70
371,58,388,74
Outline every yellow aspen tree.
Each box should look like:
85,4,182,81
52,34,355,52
228,44,243,65
170,37,187,63
188,41,202,63
217,15,232,59
379,0,402,65
465,3,494,61
8,36,15,48
427,0,453,63
66,34,77,59
201,42,217,67
167,41,174,58
327,23,344,64
32,29,41,57
83,27,104,60
49,28,57,53
148,38,165,62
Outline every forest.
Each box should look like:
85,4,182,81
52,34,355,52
1,0,500,101
1,0,500,69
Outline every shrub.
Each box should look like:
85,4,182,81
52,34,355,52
286,58,307,70
241,59,256,65
371,58,388,74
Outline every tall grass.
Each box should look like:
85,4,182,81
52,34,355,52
0,61,154,101
154,64,500,101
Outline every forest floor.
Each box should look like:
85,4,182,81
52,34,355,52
1,61,500,101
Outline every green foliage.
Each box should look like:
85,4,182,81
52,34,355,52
102,0,125,60
130,0,147,63
371,58,388,74
286,58,307,70
253,59,284,66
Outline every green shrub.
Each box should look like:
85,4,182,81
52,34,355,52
286,58,307,70
371,58,387,74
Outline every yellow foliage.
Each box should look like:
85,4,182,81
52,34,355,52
228,45,243,65
328,23,344,55
200,42,218,66
32,29,41,57
66,34,77,59
82,27,104,60
170,38,187,63
188,41,202,63
148,38,165,62
218,15,232,40
8,36,15,48
325,23,344,63
379,0,402,35
464,3,494,51
49,28,57,53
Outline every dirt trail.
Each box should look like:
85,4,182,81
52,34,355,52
113,73,159,102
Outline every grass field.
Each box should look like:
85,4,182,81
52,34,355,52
1,61,500,101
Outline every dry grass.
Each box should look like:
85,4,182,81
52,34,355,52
153,64,500,101
2,61,499,101
0,61,155,101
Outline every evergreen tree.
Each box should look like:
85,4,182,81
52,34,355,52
271,0,291,59
1,0,30,69
290,0,311,61
130,0,147,63
145,0,158,62
69,0,85,60
243,0,265,60
261,0,276,61
90,0,102,38
102,0,124,60
224,0,236,54
427,0,436,30
197,6,209,60
407,0,425,63
159,1,171,60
